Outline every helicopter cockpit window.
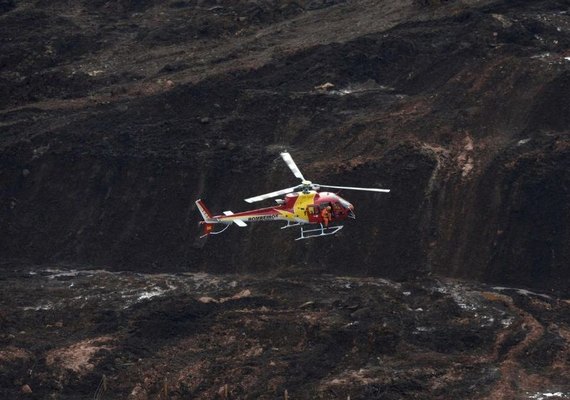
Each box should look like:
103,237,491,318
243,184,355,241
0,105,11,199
332,202,342,213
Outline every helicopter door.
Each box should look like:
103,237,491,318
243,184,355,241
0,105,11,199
306,205,320,223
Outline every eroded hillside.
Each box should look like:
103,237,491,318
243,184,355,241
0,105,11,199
1,1,570,399
1,267,569,399
1,0,569,294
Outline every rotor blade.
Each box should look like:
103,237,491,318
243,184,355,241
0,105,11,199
280,152,305,181
317,184,390,193
244,186,299,203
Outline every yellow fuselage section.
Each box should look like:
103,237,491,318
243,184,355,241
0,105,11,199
274,191,317,222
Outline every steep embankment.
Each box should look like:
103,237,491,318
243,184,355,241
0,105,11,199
0,0,569,294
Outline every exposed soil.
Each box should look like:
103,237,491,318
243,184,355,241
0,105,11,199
1,0,569,295
0,266,569,399
1,0,569,398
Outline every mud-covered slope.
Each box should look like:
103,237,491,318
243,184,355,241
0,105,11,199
1,0,569,294
1,267,569,399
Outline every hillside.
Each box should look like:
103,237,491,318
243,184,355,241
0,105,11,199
1,0,570,398
2,0,569,294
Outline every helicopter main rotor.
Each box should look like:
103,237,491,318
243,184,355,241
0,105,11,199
244,152,390,203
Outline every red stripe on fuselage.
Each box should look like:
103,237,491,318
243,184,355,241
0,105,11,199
212,205,290,223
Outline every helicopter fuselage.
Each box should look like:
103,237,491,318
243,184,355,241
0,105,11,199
279,191,355,224
197,191,354,229
195,150,387,239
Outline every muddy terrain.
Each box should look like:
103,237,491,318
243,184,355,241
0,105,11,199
1,266,569,399
1,0,569,294
1,0,569,398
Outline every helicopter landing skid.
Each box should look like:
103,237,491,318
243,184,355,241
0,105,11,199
281,221,304,229
295,224,343,240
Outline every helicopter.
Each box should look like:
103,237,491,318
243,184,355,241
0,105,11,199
196,151,390,240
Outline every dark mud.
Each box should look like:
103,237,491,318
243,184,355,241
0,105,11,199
0,265,568,399
1,0,569,295
0,5,570,399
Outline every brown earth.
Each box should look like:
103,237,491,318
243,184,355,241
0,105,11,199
1,0,569,294
1,0,569,296
0,267,569,399
0,0,570,398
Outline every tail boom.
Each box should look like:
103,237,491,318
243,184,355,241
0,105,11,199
195,199,293,238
